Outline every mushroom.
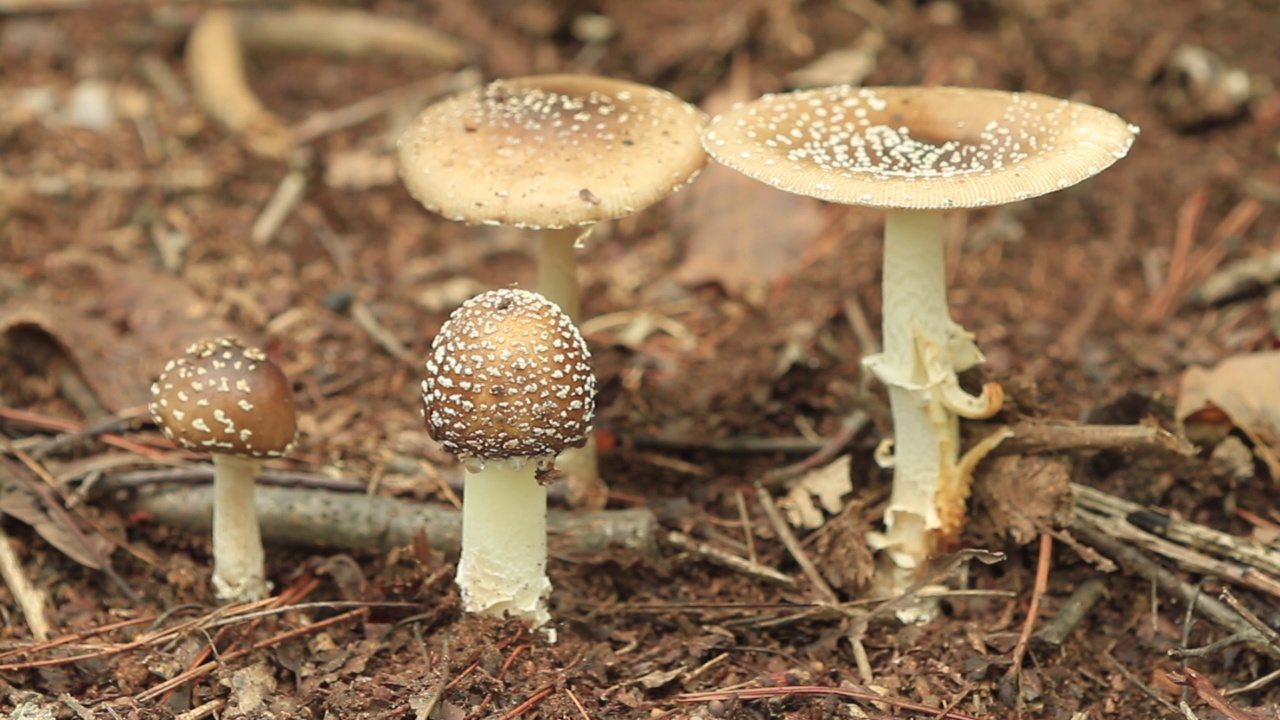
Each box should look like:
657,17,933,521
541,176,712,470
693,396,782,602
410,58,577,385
422,288,595,627
397,74,707,509
701,86,1137,579
149,337,298,602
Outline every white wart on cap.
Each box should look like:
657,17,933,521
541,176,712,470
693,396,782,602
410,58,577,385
149,337,298,457
397,74,708,229
702,85,1139,210
423,289,594,461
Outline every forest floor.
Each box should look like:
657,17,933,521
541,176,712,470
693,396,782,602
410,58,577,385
2,0,1280,718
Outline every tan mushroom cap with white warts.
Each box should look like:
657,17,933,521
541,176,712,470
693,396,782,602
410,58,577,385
149,337,298,458
397,74,709,229
422,289,595,461
702,85,1139,210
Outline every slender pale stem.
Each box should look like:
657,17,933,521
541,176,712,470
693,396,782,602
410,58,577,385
212,453,268,602
456,459,551,627
537,226,585,322
868,210,958,569
536,225,607,510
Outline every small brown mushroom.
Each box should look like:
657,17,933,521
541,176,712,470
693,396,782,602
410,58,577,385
149,337,297,602
423,288,595,627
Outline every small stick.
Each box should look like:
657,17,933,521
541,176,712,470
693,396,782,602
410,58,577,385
564,686,591,720
1073,517,1279,657
1033,576,1108,646
842,294,880,355
350,300,418,367
754,482,839,603
1218,589,1280,649
93,467,366,493
1003,533,1053,704
1144,186,1208,324
0,526,52,641
251,170,308,245
1104,650,1181,714
499,684,556,720
173,698,225,720
998,420,1195,457
735,489,758,565
293,71,479,144
666,530,796,588
117,484,657,556
761,411,870,488
1169,667,1269,720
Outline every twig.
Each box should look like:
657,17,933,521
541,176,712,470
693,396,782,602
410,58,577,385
1073,483,1280,580
761,411,870,488
666,530,796,588
675,685,984,720
1143,186,1208,324
754,482,839,603
998,420,1196,457
1003,533,1053,707
564,686,591,720
1104,650,1181,714
842,294,880,355
499,684,556,719
92,467,366,493
1169,667,1270,720
116,484,657,556
251,170,308,246
0,525,51,641
1033,576,1108,646
734,489,758,565
350,300,418,367
135,608,368,702
293,71,480,145
1072,517,1279,657
1218,589,1280,649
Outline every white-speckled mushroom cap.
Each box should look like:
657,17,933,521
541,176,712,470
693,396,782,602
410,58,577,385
149,337,298,458
422,288,596,460
702,86,1138,210
397,74,709,229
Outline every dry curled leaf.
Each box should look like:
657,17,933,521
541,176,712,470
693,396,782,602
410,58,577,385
1177,351,1280,479
0,251,235,411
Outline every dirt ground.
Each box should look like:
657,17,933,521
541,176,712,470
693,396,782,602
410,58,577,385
2,0,1280,718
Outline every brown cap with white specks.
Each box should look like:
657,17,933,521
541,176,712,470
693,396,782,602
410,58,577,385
397,74,708,229
422,288,595,461
149,337,298,458
702,86,1138,210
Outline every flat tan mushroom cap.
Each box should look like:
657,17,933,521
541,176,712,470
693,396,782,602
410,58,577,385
702,86,1138,210
149,337,298,458
422,289,595,460
397,74,708,229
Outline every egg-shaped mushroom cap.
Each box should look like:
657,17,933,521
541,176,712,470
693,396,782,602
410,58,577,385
149,337,298,458
422,288,595,461
397,74,708,229
702,85,1138,210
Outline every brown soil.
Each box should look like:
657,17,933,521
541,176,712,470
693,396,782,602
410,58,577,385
2,1,1279,718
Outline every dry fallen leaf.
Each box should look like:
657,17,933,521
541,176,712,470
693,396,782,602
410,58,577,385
673,70,826,305
0,251,236,411
778,455,853,530
1177,351,1280,479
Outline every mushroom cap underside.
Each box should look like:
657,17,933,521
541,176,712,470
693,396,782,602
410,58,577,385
422,288,595,460
149,337,298,458
397,74,709,229
702,85,1138,210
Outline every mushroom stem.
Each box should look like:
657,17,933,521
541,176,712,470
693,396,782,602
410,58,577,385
537,226,585,322
211,453,269,602
536,225,608,510
456,459,551,627
864,210,961,571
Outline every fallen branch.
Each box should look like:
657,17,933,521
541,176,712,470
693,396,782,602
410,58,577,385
115,485,657,556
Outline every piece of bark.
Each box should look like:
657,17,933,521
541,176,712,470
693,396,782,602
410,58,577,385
116,485,656,556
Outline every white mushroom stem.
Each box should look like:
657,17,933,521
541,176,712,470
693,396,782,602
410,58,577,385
537,226,585,322
864,210,1000,573
456,459,551,627
211,453,269,602
536,225,608,510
